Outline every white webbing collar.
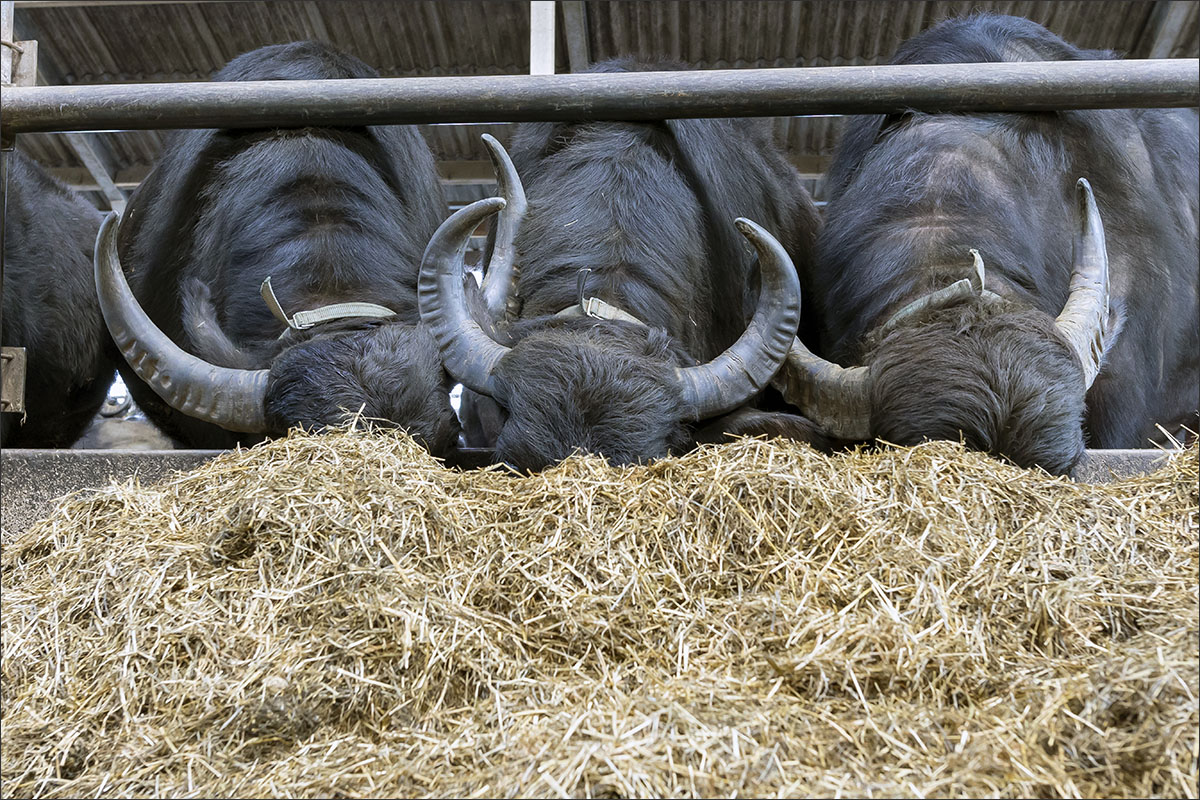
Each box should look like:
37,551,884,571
260,277,397,331
551,267,647,327
877,249,1004,336
554,296,646,326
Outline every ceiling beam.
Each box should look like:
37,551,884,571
1139,0,1192,59
14,1,239,7
560,1,589,73
437,160,497,185
788,154,829,179
62,132,125,210
52,154,831,192
49,163,148,189
13,10,126,210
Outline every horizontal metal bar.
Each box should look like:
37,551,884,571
2,60,1196,136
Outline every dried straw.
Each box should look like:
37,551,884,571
2,429,1197,798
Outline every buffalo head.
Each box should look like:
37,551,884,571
418,139,802,471
94,213,460,455
775,178,1112,474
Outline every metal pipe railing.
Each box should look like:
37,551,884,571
2,59,1197,137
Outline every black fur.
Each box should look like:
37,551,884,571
464,60,822,470
490,319,696,470
264,321,459,455
869,303,1087,474
115,42,455,452
1,152,111,448
809,14,1199,473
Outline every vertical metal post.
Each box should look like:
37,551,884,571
1,0,14,356
0,1,14,85
529,0,556,75
1,1,29,420
1,147,8,353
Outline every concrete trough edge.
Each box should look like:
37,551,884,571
0,446,1184,540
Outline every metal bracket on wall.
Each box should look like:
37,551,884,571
0,38,36,150
2,37,37,87
2,0,39,92
1,347,26,414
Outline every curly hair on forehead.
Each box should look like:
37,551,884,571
264,323,460,456
490,323,696,472
867,302,1087,475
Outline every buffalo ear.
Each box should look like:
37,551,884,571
874,111,913,144
693,407,835,452
181,279,263,370
458,387,507,448
462,271,515,346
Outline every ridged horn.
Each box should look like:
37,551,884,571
418,197,512,397
479,134,528,322
1054,177,1110,389
675,218,802,421
772,338,872,441
94,212,270,433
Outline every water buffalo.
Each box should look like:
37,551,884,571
2,151,111,447
775,14,1199,474
95,41,458,454
419,62,824,471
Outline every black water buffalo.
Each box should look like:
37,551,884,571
418,62,824,471
1,151,111,447
775,14,1199,474
95,41,457,454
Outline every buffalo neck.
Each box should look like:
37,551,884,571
503,123,720,359
193,133,422,348
814,116,1077,363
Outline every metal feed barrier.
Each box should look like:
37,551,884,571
1,57,1196,532
1,59,1196,137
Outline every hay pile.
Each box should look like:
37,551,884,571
2,430,1197,798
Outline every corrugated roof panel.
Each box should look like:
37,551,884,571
1169,8,1199,58
318,1,532,76
94,130,164,167
14,132,79,169
420,123,515,162
583,0,1172,69
9,0,1195,211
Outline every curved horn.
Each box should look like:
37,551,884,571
94,212,270,433
479,134,528,322
1054,177,1110,389
771,338,872,441
675,218,802,421
418,197,512,397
